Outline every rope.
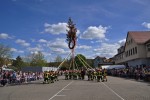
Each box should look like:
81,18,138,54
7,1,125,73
58,52,71,69
69,57,73,70
77,55,93,69
74,60,79,70
76,55,87,69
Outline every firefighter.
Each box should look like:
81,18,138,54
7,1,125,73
43,71,49,84
69,70,73,79
73,70,77,80
65,70,69,80
54,71,59,81
97,69,103,82
77,70,81,79
93,70,97,81
87,69,92,81
50,71,54,83
102,68,107,82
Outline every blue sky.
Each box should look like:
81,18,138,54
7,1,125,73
0,0,150,62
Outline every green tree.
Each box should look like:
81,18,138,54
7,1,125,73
0,44,12,67
12,56,24,70
74,54,86,68
59,60,70,70
30,51,47,66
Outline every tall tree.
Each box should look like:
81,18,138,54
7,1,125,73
12,56,24,70
74,54,86,68
0,44,12,67
30,51,47,66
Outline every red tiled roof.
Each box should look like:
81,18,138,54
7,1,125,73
128,31,150,44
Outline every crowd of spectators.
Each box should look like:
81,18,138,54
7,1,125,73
107,66,150,82
0,70,43,86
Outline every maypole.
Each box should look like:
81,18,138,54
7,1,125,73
66,17,77,70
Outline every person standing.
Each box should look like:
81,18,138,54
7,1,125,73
1,72,7,86
97,69,103,82
81,69,85,80
65,70,69,80
102,68,107,82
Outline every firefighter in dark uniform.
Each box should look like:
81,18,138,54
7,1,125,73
97,69,103,82
81,69,85,80
102,68,107,82
91,70,94,81
87,69,92,81
54,71,59,81
43,71,50,84
93,70,97,81
73,70,77,80
77,70,81,79
69,70,72,79
65,70,69,80
50,71,54,83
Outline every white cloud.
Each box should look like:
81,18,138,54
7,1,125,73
39,39,47,43
18,50,24,53
10,48,24,53
27,44,44,54
92,38,127,58
118,38,126,46
0,33,10,39
28,47,43,52
16,39,30,47
42,52,51,56
44,22,68,35
90,38,109,44
77,45,92,50
47,38,68,49
44,22,80,36
93,43,120,58
80,25,108,40
51,48,70,55
142,22,150,29
10,48,17,52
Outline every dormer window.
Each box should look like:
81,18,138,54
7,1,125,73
147,43,150,51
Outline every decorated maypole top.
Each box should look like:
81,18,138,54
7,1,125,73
66,17,77,49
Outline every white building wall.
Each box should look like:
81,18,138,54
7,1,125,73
115,33,150,67
138,44,147,58
127,58,150,67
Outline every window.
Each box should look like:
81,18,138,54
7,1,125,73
129,40,130,44
133,48,135,55
126,51,128,57
125,52,127,57
126,41,128,45
131,49,132,55
131,39,132,43
135,47,137,54
147,44,150,51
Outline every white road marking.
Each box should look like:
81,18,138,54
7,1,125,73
102,83,125,100
48,81,73,100
56,95,66,96
63,89,70,90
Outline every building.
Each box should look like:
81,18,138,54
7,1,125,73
93,56,114,67
21,66,58,72
114,31,150,67
94,56,106,67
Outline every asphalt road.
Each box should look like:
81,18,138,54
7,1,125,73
0,76,150,100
